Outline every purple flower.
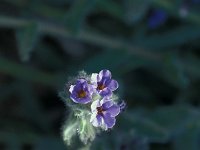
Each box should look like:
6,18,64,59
91,70,118,97
69,79,94,104
90,99,120,130
148,9,168,29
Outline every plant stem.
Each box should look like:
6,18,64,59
0,15,161,62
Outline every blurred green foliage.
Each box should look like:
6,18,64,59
0,0,200,149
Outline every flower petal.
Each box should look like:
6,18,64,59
103,113,116,129
99,88,112,97
73,82,83,92
69,85,74,93
78,97,91,104
107,79,118,91
90,114,103,127
99,70,111,80
101,100,113,110
91,100,101,113
91,73,98,83
70,95,91,104
77,78,86,84
87,84,95,95
106,105,120,117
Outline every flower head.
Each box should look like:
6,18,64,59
69,79,94,104
91,69,118,97
61,70,124,147
90,98,120,130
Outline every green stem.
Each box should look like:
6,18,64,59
0,15,161,61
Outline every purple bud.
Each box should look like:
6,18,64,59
118,100,127,111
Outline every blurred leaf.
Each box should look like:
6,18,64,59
0,130,66,150
149,106,194,134
0,57,58,86
0,130,39,150
119,106,200,144
57,37,86,57
80,50,148,76
96,0,124,19
17,82,52,132
0,83,18,102
119,110,169,143
134,25,200,49
35,42,66,70
35,0,69,7
16,22,39,62
161,53,189,88
173,122,200,150
65,0,97,32
80,50,129,74
92,130,149,150
182,54,200,79
35,137,66,150
124,0,150,24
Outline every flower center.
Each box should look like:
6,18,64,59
97,83,105,90
77,90,86,98
97,106,104,115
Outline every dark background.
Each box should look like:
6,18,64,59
0,0,200,150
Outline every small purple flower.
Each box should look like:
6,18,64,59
69,79,94,104
90,99,120,130
91,70,118,97
148,9,168,29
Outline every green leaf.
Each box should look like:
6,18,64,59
0,56,58,86
62,114,79,146
92,130,149,150
134,25,200,49
119,110,169,143
80,49,148,76
16,22,39,62
65,0,97,33
78,117,95,145
0,82,18,102
118,106,200,144
17,82,52,132
149,106,194,134
35,42,66,69
35,137,66,150
62,111,96,148
80,50,128,74
161,53,189,89
173,123,200,150
182,54,200,79
124,0,150,24
96,0,124,20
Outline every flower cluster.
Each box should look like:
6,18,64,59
69,69,121,130
60,69,125,147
